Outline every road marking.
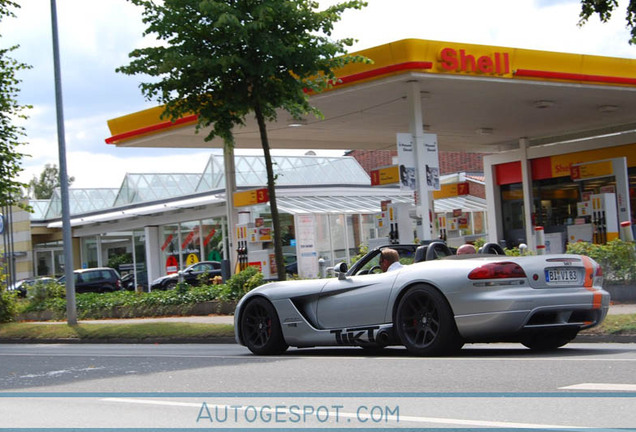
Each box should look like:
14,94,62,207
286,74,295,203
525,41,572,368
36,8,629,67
560,383,636,391
103,397,590,429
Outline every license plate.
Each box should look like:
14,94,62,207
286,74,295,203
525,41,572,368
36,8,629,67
545,268,580,283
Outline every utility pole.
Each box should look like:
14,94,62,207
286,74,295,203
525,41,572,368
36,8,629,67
50,0,76,325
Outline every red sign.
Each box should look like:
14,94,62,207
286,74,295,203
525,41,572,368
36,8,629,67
161,234,174,252
166,256,178,274
457,182,469,196
203,229,216,246
181,225,200,249
439,48,510,75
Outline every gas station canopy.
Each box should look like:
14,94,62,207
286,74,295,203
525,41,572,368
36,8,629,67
106,39,636,154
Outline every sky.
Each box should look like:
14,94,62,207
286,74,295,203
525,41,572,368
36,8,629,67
2,0,635,190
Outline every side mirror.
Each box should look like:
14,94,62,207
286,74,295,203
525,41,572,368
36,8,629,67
334,262,348,280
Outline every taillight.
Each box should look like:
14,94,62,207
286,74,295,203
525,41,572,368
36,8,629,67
595,266,603,277
468,262,527,280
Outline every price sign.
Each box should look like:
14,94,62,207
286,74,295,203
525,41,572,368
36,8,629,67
370,166,399,186
234,188,269,207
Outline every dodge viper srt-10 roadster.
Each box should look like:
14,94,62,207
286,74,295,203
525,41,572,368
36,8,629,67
234,242,609,356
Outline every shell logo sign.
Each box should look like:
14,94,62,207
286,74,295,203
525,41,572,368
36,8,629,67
438,48,511,76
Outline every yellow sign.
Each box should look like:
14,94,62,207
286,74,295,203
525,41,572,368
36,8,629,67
571,160,613,181
433,182,468,199
234,188,269,207
186,253,199,266
370,166,399,186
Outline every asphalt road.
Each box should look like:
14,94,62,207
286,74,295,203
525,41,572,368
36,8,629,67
1,342,635,430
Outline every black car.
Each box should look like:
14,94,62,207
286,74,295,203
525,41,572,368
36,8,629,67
121,271,149,291
150,261,222,290
7,277,55,297
57,267,122,293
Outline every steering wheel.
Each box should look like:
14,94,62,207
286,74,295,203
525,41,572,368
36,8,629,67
368,265,382,274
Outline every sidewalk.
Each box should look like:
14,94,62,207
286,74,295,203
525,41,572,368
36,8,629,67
33,302,636,325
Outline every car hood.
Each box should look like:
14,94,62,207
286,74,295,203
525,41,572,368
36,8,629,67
152,274,178,284
246,278,331,300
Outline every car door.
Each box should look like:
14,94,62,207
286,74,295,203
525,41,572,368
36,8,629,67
315,270,400,329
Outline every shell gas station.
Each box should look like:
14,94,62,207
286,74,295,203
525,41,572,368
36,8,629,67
105,38,636,274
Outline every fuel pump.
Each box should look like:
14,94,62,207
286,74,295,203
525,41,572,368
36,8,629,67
591,193,618,243
387,203,415,244
235,215,276,279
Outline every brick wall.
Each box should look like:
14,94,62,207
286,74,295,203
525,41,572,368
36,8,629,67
347,149,486,175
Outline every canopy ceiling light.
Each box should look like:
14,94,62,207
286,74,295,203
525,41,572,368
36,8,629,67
598,105,619,113
476,127,494,135
533,100,555,109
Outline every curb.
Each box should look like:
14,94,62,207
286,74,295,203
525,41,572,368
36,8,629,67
574,333,636,344
0,336,237,344
1,335,634,344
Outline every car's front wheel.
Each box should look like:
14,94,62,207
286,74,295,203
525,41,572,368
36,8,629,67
240,297,288,355
520,329,579,351
395,285,463,356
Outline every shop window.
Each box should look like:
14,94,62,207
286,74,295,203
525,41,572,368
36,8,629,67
201,218,224,262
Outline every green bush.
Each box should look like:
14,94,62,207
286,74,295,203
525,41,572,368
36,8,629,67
222,266,266,300
567,239,636,284
14,267,268,321
0,289,18,323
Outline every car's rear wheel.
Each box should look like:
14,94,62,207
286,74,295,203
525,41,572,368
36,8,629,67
395,285,463,356
165,281,177,290
520,329,579,351
240,297,288,355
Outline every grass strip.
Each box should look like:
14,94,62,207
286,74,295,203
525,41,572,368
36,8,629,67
582,313,636,335
0,322,234,341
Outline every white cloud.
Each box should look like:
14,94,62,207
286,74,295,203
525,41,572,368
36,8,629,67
5,0,636,190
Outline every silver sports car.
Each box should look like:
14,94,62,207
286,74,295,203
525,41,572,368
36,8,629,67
234,242,609,356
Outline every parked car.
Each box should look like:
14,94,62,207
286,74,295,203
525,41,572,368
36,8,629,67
57,267,122,293
7,277,56,298
234,242,609,356
151,261,222,290
121,271,149,291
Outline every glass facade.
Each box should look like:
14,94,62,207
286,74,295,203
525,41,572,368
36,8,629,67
500,167,636,248
34,242,65,277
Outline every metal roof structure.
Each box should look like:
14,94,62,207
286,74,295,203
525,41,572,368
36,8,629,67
32,154,417,224
197,153,370,191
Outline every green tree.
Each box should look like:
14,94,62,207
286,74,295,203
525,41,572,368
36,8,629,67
27,163,75,199
0,1,30,207
579,0,636,44
118,0,368,280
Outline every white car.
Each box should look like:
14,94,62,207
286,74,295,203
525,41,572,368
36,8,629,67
235,242,609,356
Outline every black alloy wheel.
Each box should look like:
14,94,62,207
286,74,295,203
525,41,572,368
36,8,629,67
240,297,288,355
395,285,463,356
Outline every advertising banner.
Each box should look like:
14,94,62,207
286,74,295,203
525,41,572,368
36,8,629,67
418,133,440,191
397,133,416,191
295,214,318,278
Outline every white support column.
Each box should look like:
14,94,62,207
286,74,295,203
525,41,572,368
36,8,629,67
520,138,535,250
483,156,503,243
407,80,433,241
144,226,161,288
96,235,103,267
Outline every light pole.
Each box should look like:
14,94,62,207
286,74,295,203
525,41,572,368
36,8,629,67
50,0,76,325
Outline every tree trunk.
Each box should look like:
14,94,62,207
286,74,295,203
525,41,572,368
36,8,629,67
254,103,286,281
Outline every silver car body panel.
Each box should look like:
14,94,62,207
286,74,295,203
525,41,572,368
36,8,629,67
234,253,609,347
